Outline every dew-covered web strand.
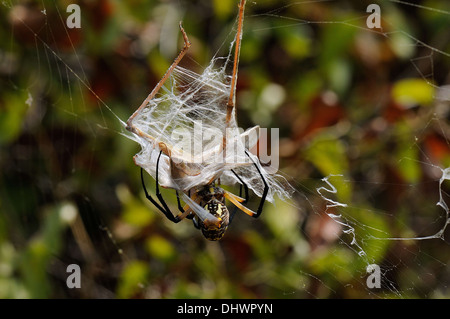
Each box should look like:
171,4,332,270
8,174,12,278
372,114,450,242
316,175,368,258
5,4,133,261
370,164,450,242
388,0,450,16
6,3,128,135
246,4,450,293
252,0,450,61
255,0,450,228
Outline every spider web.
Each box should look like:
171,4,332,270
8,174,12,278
0,0,449,299
129,58,291,201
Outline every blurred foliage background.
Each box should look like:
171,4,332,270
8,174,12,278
0,0,449,299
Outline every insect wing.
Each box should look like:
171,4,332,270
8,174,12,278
180,193,220,223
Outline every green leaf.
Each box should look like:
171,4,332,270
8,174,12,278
18,203,73,298
117,260,149,298
0,91,29,144
145,235,176,262
394,123,421,183
279,27,312,59
392,78,435,108
118,185,155,227
304,134,352,203
213,0,235,20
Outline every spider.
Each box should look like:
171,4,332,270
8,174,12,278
126,0,269,240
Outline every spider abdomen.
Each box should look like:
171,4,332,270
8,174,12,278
200,199,230,241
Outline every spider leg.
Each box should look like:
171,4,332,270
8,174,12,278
175,190,185,213
225,152,269,219
154,151,184,222
182,189,199,227
192,217,200,229
231,169,249,203
127,22,191,140
229,169,249,223
229,184,241,223
140,151,187,223
140,167,168,216
245,150,269,218
224,191,255,218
